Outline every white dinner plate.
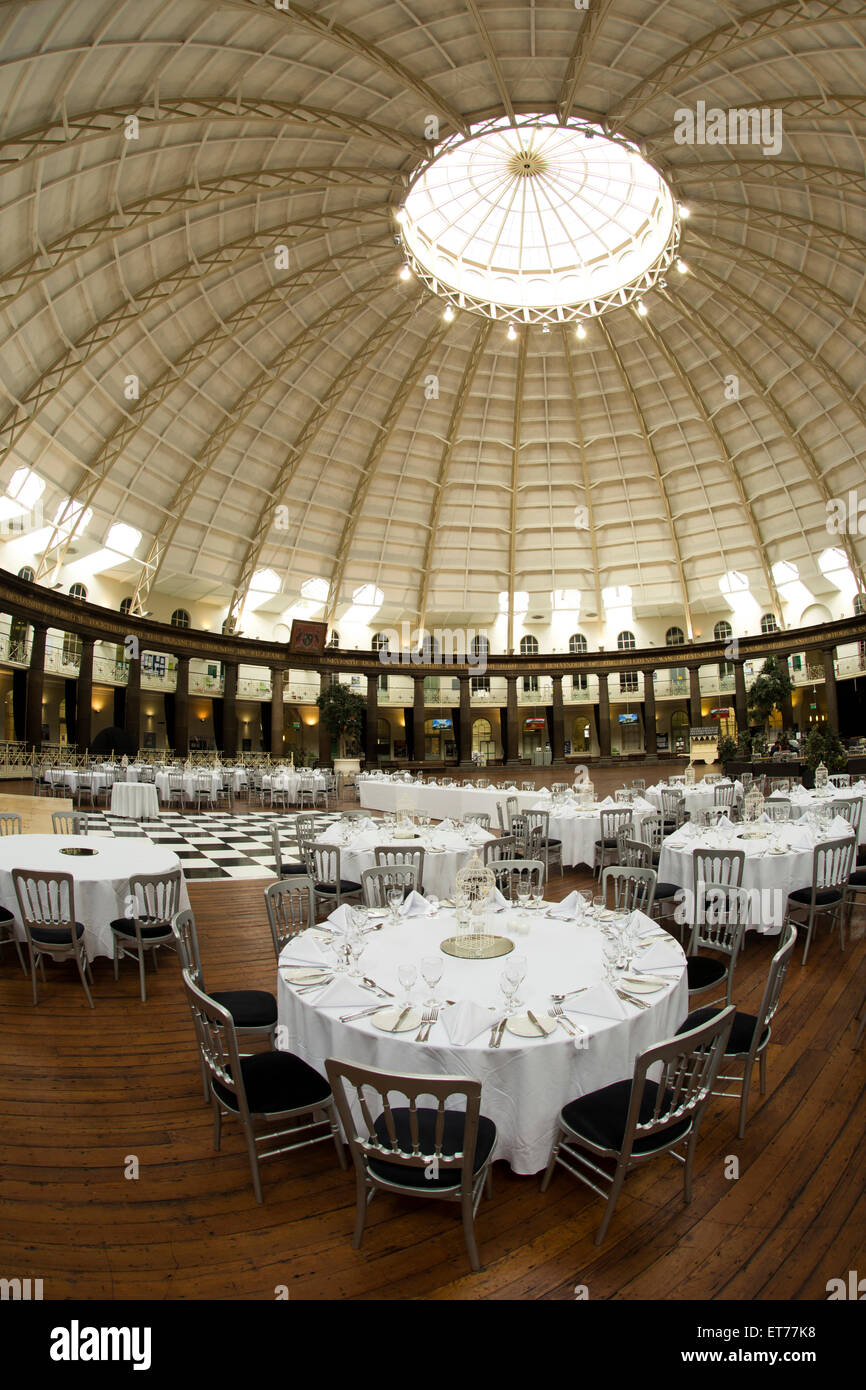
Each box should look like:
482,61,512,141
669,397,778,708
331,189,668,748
620,973,668,993
506,1012,557,1038
281,967,330,984
371,1006,422,1033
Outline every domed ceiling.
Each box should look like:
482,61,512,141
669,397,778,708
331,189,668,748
1,0,865,641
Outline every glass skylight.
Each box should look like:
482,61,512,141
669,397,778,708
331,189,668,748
398,115,680,324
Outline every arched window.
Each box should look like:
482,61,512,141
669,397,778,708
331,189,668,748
714,620,733,642
170,609,190,629
69,583,87,601
119,596,134,615
617,630,635,650
619,671,638,693
520,634,539,692
326,630,340,649
760,613,779,634
671,709,690,754
569,632,588,691
17,566,34,583
62,631,82,667
572,716,591,753
472,717,493,757
665,626,685,646
471,674,491,694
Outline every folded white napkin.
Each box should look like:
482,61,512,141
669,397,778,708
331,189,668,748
827,816,854,838
326,905,354,933
570,982,629,1021
281,935,326,965
548,890,582,919
399,890,429,918
438,818,455,831
639,941,685,971
715,813,734,829
599,795,616,808
492,888,509,911
314,977,373,1009
440,1001,501,1046
536,787,551,798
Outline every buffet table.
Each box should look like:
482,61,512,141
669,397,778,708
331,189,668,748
276,905,687,1174
0,834,190,961
359,778,543,822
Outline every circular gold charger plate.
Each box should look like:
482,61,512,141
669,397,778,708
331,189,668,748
440,934,515,959
59,846,98,856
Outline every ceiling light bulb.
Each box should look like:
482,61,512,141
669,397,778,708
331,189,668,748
507,324,517,340
636,301,648,316
576,324,587,340
443,305,455,322
678,204,690,219
399,264,411,281
394,207,407,224
676,258,688,274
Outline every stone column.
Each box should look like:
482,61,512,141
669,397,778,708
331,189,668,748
125,649,141,750
175,656,190,756
222,660,238,756
822,647,839,732
458,675,473,766
505,675,520,765
597,671,611,760
25,622,47,750
733,660,748,734
365,674,379,767
642,667,657,760
777,653,794,731
75,635,95,752
317,673,331,766
688,663,702,728
270,666,284,757
551,673,565,766
413,675,426,764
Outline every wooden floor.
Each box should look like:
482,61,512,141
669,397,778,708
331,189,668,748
1,767,864,1300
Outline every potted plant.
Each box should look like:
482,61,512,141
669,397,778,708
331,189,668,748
316,680,366,773
717,734,738,772
803,725,847,775
747,655,792,732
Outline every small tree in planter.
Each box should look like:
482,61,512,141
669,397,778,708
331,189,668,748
717,735,738,771
316,681,365,759
748,655,792,732
803,724,847,774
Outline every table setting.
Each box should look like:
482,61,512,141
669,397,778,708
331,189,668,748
657,811,855,932
769,782,866,844
644,778,744,817
315,816,494,898
531,793,655,869
275,895,687,1173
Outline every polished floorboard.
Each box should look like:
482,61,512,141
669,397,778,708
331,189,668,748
1,769,864,1300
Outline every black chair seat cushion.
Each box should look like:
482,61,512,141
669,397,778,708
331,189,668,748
280,862,307,876
678,1005,769,1056
787,886,843,907
653,881,679,899
561,1078,691,1155
543,838,562,849
0,905,13,922
687,955,728,990
594,838,618,850
847,867,866,887
211,989,278,1028
367,1107,497,1191
213,1050,330,1114
110,917,173,940
30,921,86,945
314,879,362,895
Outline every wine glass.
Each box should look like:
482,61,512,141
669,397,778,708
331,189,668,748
349,904,368,934
425,894,440,916
387,887,404,923
516,878,531,914
421,955,442,1005
509,952,527,1008
602,936,621,985
530,884,544,913
499,967,518,1016
397,962,417,1007
347,934,366,978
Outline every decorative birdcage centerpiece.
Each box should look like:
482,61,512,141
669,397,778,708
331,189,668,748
684,764,696,787
393,793,416,838
441,852,514,959
578,777,595,808
744,786,765,822
814,760,829,791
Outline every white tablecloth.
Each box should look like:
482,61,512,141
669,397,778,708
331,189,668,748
263,771,326,801
0,834,190,961
534,798,656,869
276,907,687,1174
110,782,160,819
155,770,221,803
644,780,744,817
778,784,866,845
657,821,855,932
359,780,542,822
314,823,494,899
46,769,108,797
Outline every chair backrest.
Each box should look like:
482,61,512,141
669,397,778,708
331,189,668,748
325,1056,482,1202
832,797,862,835
304,844,342,885
631,779,646,793
180,969,247,1111
713,783,736,807
621,1007,735,1159
128,870,183,927
505,796,519,826
139,765,155,783
639,811,665,852
829,773,850,788
813,836,856,892
361,864,418,908
688,883,753,957
495,801,507,832
482,835,516,865
51,811,84,835
168,771,184,790
754,923,797,1044
295,815,317,852
525,809,549,837
0,813,22,836
764,800,793,821
464,813,491,829
264,877,316,956
13,868,76,932
171,908,203,985
769,778,790,794
661,788,685,818
692,847,746,892
601,865,657,915
615,824,632,865
622,838,652,869
521,781,535,792
489,858,545,901
600,808,633,840
373,846,425,880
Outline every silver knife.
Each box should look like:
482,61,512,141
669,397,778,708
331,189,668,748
392,1005,411,1031
526,1009,546,1036
492,1017,508,1048
340,1004,386,1022
615,988,650,1011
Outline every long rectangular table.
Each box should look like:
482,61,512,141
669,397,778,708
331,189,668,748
359,781,542,821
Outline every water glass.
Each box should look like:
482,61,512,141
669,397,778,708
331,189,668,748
397,962,417,1006
421,956,443,1004
387,887,403,923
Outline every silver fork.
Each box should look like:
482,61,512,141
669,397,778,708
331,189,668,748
549,1002,584,1035
421,1005,441,1042
414,1006,434,1041
614,986,650,1011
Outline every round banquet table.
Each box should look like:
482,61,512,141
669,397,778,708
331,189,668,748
276,907,687,1174
644,780,744,817
533,798,655,869
314,823,494,899
263,770,326,801
775,784,866,845
657,821,856,933
45,768,108,797
110,782,160,819
155,769,221,803
0,834,190,961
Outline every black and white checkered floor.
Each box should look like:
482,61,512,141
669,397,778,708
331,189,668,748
83,809,344,880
